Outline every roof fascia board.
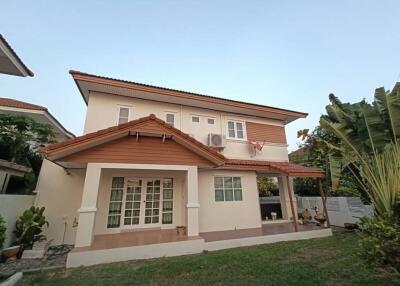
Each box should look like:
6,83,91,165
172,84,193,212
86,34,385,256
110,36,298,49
0,39,30,77
71,72,307,120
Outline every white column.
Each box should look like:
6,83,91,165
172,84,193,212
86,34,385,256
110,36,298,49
74,163,101,247
186,166,199,237
0,171,9,193
278,176,297,220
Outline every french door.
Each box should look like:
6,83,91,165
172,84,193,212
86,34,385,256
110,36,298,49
120,178,170,229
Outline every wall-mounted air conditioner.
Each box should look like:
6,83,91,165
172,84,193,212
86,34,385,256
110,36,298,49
208,133,226,148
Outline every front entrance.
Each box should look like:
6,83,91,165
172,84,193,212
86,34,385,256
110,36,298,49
107,177,173,230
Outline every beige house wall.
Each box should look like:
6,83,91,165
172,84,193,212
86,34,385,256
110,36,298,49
34,159,85,245
83,92,289,161
0,194,35,247
198,169,261,233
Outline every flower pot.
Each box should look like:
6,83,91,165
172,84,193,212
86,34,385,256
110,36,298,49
2,245,21,261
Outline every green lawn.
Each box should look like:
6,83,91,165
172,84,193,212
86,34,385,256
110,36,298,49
19,231,400,286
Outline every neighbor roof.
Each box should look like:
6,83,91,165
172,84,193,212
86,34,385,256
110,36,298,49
0,34,34,77
0,97,75,139
69,70,308,124
42,114,323,178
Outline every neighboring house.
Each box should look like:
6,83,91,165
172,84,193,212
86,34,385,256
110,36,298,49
0,159,31,193
36,70,331,268
0,34,33,77
0,98,75,141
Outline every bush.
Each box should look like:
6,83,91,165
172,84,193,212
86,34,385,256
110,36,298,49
0,215,6,249
357,216,400,270
14,206,49,249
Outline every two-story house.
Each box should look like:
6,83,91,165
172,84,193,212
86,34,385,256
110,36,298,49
36,70,331,268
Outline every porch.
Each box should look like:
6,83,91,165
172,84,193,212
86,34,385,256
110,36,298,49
67,222,332,267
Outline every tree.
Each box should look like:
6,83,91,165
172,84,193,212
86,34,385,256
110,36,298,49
320,82,400,218
0,114,55,193
258,177,279,197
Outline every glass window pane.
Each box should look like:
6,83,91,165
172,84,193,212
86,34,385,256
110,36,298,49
166,114,174,126
124,218,131,225
163,189,173,199
237,130,244,139
145,209,152,216
152,216,159,223
126,194,133,201
108,202,122,214
228,121,235,130
163,201,173,211
208,118,215,124
125,210,132,217
132,217,139,225
125,202,133,209
163,178,173,188
133,202,140,209
153,201,159,208
145,217,151,224
110,189,123,201
154,194,160,201
233,177,242,188
107,215,120,228
225,189,234,201
215,189,224,201
192,116,200,123
214,177,223,188
154,180,161,186
146,202,152,208
112,177,124,188
162,213,172,224
236,122,243,131
234,189,243,201
119,107,129,117
132,210,140,217
224,177,233,188
153,209,159,216
228,129,235,138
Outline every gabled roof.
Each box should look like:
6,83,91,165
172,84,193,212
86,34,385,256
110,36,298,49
0,34,33,77
0,159,31,175
69,70,308,124
42,114,324,178
0,98,46,111
0,97,75,139
42,114,226,165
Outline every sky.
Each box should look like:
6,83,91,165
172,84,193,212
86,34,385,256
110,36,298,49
1,1,399,151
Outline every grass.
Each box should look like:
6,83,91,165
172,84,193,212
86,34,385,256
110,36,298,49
19,231,400,286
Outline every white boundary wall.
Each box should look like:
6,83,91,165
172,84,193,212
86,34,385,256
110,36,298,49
297,196,373,227
0,194,35,247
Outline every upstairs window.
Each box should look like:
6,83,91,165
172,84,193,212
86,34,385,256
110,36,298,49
227,120,245,139
191,115,200,123
118,106,130,125
165,113,175,126
207,118,215,125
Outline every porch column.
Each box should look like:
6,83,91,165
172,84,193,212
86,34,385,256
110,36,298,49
317,178,331,227
287,176,299,232
75,163,101,247
278,176,297,220
186,166,199,237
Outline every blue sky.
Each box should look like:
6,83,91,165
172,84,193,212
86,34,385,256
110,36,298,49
1,1,399,151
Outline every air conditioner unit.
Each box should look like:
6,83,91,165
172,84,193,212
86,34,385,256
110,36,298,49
208,133,226,148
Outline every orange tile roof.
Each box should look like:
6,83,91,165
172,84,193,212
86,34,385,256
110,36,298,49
0,98,47,111
42,114,323,178
0,159,31,173
69,70,308,120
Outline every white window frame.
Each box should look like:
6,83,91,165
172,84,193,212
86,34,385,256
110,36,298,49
226,120,246,140
191,115,200,123
213,176,243,202
207,117,215,125
117,105,132,125
165,112,176,127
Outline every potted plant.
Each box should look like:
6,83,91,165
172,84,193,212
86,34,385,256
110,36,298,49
14,206,49,256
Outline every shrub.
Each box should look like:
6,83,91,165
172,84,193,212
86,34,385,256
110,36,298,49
0,215,6,249
14,206,49,249
357,216,400,270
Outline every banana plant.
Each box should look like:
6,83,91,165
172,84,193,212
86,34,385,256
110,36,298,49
320,82,400,217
